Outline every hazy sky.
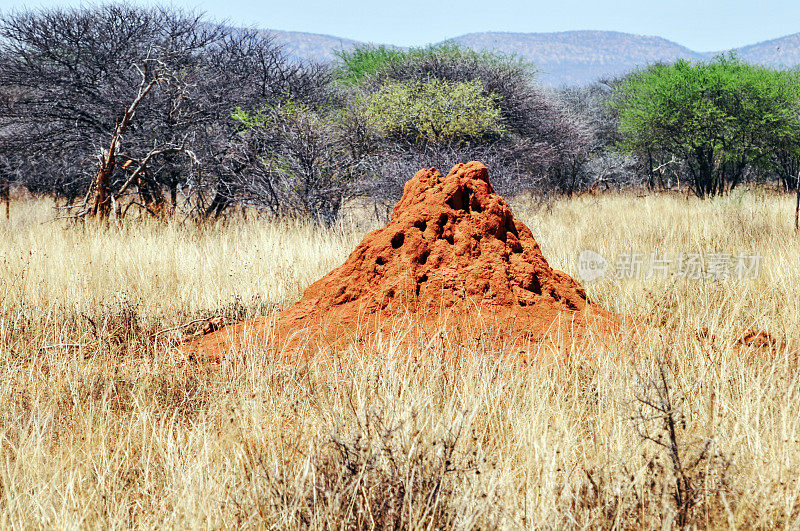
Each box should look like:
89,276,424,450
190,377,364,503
3,0,798,51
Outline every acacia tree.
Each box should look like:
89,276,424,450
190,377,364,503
613,56,800,198
0,5,325,220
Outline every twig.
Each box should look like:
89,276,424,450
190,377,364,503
153,318,212,340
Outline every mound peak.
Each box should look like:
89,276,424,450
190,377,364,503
292,161,588,315
186,162,621,360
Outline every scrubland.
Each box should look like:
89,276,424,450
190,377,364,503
1,192,799,528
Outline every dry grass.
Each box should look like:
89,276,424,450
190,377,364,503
1,192,799,528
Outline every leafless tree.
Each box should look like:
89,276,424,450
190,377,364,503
557,80,650,193
229,95,372,224
0,5,329,220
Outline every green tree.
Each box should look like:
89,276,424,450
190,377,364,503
333,45,406,85
613,56,800,198
333,43,594,201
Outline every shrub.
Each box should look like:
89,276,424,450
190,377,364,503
358,79,504,144
339,43,594,199
334,45,406,85
230,99,375,224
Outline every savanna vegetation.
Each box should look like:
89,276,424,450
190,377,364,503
1,193,799,527
3,5,797,225
2,3,800,529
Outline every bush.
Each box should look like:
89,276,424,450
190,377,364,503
337,43,594,200
334,45,405,85
230,99,375,224
358,79,504,144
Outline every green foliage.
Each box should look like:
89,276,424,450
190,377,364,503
401,42,529,72
233,99,312,130
333,45,406,85
334,43,532,86
613,55,800,196
358,79,504,144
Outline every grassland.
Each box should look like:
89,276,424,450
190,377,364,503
1,192,799,528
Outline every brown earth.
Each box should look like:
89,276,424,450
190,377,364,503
184,162,630,361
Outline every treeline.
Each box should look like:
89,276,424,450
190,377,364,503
1,5,799,223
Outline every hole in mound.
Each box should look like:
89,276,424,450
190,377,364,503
444,233,454,245
376,256,386,266
391,232,405,249
415,274,428,297
469,196,483,213
530,277,541,294
418,250,429,265
446,189,470,211
414,220,427,233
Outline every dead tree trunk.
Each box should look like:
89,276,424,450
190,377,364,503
91,142,117,219
1,177,9,220
88,64,160,220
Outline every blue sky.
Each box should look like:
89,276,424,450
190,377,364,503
3,0,798,51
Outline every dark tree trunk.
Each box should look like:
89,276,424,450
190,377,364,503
136,171,166,217
170,182,178,214
795,173,799,232
205,189,230,219
91,154,115,219
1,177,9,220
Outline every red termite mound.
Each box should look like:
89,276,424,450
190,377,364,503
185,162,624,360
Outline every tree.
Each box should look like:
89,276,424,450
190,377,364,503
229,99,375,224
613,56,800,198
558,80,649,193
0,5,326,220
358,79,504,144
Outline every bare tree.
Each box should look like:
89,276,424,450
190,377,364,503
229,95,371,224
0,5,328,220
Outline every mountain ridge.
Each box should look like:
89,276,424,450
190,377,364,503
264,28,800,86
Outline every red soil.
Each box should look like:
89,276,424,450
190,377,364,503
184,162,627,361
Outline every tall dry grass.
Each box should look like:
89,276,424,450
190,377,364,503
1,192,799,528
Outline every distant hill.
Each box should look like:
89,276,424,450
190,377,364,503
728,33,800,68
262,28,800,86
267,29,361,63
447,31,706,86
